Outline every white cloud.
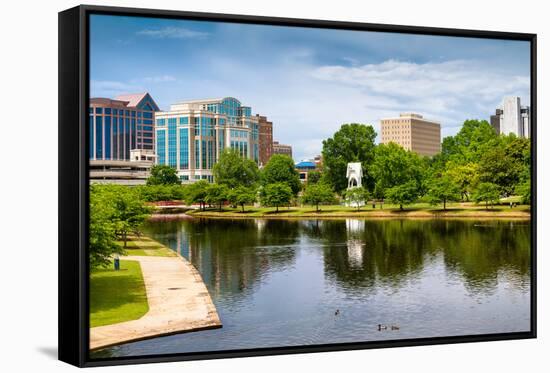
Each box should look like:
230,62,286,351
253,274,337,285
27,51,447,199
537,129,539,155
108,57,528,161
90,80,143,98
142,75,177,83
136,27,209,40
310,59,530,119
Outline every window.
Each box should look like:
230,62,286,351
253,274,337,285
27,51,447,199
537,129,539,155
96,107,103,114
104,108,111,115
218,129,224,152
168,118,177,167
157,130,166,165
89,115,94,158
157,118,165,126
105,116,111,160
95,116,103,159
113,117,118,160
179,117,189,125
207,140,215,168
180,128,189,169
202,140,207,169
131,119,137,150
125,118,130,160
195,140,200,169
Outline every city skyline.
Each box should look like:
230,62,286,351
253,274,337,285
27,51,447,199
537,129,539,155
90,15,531,161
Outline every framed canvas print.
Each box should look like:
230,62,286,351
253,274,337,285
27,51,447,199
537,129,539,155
58,5,536,367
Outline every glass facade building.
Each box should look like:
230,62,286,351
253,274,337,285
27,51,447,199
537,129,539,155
155,97,260,182
89,93,159,161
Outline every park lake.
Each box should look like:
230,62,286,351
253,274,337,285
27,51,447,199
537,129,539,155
92,217,531,358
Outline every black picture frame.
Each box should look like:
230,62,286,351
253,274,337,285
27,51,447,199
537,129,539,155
58,4,537,368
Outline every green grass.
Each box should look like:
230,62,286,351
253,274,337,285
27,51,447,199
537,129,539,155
90,260,149,327
187,201,530,218
118,235,177,257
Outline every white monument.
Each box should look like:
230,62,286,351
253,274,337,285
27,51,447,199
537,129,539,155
346,162,363,188
345,162,364,207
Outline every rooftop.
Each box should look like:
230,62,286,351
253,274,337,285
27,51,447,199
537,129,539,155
295,161,316,168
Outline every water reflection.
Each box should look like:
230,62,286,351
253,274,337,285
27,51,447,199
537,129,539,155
148,219,299,306
93,218,530,358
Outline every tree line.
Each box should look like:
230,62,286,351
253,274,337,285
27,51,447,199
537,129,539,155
140,118,531,213
142,150,303,212
321,119,531,210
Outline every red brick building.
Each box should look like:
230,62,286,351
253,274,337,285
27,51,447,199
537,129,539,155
256,114,273,166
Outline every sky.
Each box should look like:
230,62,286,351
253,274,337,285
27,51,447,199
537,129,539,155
90,15,531,161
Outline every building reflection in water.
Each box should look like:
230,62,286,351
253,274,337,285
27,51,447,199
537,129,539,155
345,219,366,268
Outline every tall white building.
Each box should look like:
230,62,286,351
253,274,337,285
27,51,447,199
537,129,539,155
490,96,530,138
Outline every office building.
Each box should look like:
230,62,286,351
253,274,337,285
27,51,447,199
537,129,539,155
273,141,293,159
380,113,441,157
89,92,159,161
256,114,273,166
490,96,530,138
295,160,317,183
155,97,260,182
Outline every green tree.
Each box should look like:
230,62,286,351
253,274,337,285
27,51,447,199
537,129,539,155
441,119,497,164
261,155,301,195
109,186,153,248
213,148,260,188
302,183,335,212
322,123,377,193
89,185,123,269
306,170,322,185
472,182,500,209
385,181,420,211
146,165,180,185
137,184,186,202
478,135,530,197
371,142,423,208
205,184,229,211
426,174,461,210
445,161,479,201
228,186,257,212
516,178,531,205
260,183,293,212
185,180,209,211
343,186,370,211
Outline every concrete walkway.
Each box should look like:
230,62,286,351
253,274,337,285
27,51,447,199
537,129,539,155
90,255,221,351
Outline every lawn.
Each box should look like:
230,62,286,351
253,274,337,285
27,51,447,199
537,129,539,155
117,235,177,257
90,260,149,327
187,201,530,219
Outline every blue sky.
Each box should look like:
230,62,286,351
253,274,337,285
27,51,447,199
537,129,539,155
90,15,531,161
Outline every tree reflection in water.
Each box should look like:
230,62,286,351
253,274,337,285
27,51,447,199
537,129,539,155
144,218,530,303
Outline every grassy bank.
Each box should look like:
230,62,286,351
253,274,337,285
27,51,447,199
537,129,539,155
90,260,149,327
90,236,176,327
118,235,176,257
186,202,530,219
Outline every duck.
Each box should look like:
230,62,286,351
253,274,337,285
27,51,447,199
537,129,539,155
391,325,400,330
378,324,387,331
334,309,340,316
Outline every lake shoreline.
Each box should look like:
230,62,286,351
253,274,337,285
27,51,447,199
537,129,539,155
90,237,222,351
150,210,531,220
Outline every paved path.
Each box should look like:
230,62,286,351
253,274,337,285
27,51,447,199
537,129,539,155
90,255,221,351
